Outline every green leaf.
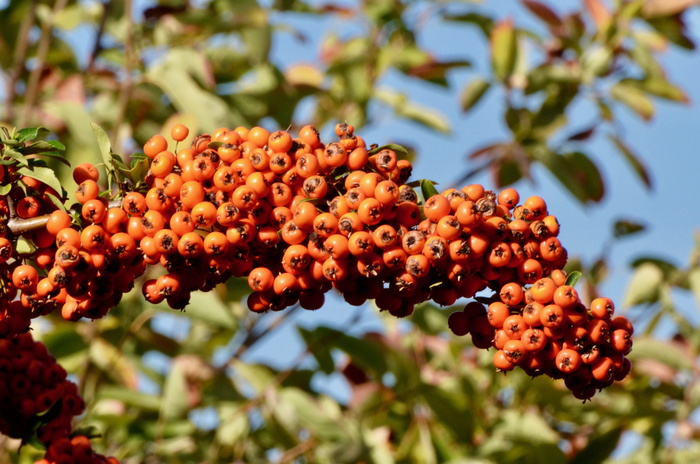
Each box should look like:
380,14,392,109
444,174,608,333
420,179,439,201
368,143,410,159
16,166,64,196
15,236,36,255
0,184,11,195
610,81,654,120
498,410,560,445
231,361,277,393
628,337,693,371
147,49,234,131
688,267,700,311
3,148,29,166
613,220,646,238
89,338,138,387
91,122,113,168
119,155,150,185
608,135,652,188
460,77,491,112
570,425,622,464
397,102,451,133
646,15,695,50
298,327,335,374
279,388,346,440
160,362,190,421
623,77,688,103
623,262,663,306
375,88,451,133
444,12,495,36
490,19,518,83
40,325,89,359
179,290,238,330
565,271,582,287
19,140,65,155
216,403,249,446
241,20,272,64
493,159,523,187
25,150,71,167
96,386,161,411
16,127,50,143
534,149,604,203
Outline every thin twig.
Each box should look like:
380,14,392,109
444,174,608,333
221,305,301,371
20,0,69,128
86,0,111,73
5,1,37,122
111,0,135,149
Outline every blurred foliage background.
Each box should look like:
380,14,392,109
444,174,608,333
2,0,700,462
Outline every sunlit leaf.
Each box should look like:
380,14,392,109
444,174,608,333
180,290,238,330
231,361,277,393
611,81,654,120
89,338,139,388
91,122,113,168
280,388,346,440
630,256,679,280
16,166,64,197
460,77,491,112
16,127,50,143
628,337,693,372
96,386,161,411
623,262,663,306
2,148,29,166
688,267,700,310
160,362,189,420
217,403,249,446
15,236,35,255
490,19,518,83
621,77,689,103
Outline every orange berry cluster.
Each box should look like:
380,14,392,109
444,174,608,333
0,179,66,336
127,123,568,315
448,282,633,401
0,121,633,403
0,333,86,445
35,435,119,464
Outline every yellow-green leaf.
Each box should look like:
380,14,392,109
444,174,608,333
490,19,518,83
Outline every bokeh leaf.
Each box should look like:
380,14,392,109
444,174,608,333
611,81,655,120
608,135,652,188
160,362,190,421
613,220,646,238
490,19,518,83
623,262,663,306
460,77,491,112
